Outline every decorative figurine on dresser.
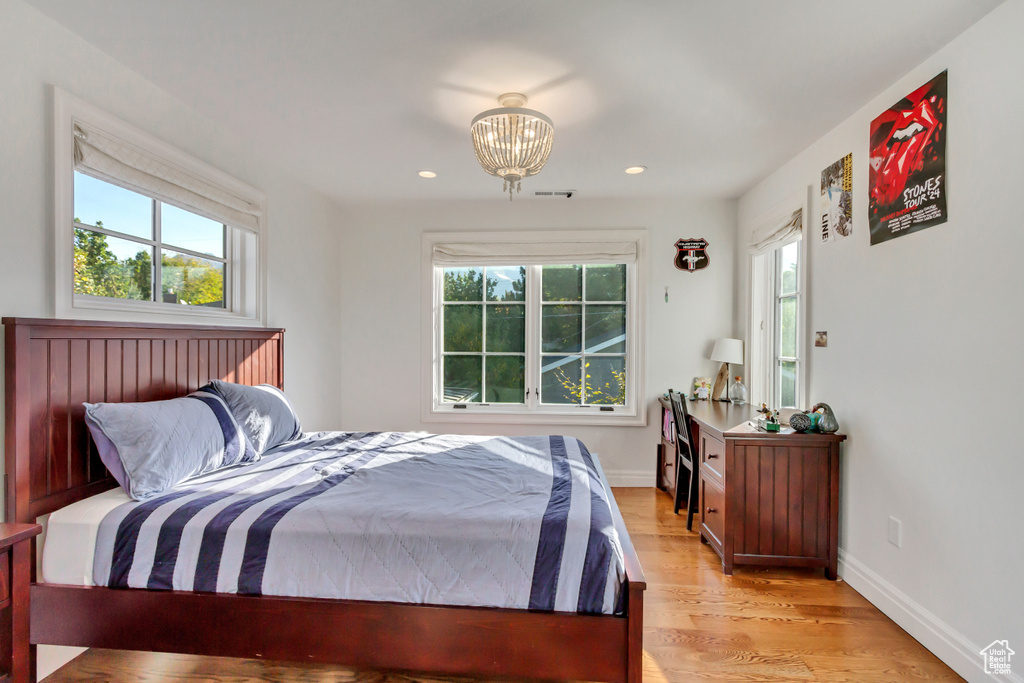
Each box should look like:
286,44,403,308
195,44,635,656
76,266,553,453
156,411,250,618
0,523,41,683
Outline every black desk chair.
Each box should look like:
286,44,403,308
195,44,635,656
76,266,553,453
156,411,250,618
668,389,700,530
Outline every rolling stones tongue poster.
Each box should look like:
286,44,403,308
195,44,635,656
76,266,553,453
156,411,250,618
868,70,947,245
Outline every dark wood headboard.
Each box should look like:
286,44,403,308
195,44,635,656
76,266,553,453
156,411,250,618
3,318,284,524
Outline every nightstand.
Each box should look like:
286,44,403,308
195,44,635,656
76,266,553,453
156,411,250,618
0,524,41,683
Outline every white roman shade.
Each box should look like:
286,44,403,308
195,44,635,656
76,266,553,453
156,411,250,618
73,123,263,232
748,208,802,253
432,239,637,266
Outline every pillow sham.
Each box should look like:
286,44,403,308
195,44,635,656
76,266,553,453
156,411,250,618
84,412,130,494
84,386,257,501
205,380,302,455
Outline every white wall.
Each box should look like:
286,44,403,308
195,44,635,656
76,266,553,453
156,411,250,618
0,3,345,672
0,0,345,434
338,197,737,484
737,3,1023,680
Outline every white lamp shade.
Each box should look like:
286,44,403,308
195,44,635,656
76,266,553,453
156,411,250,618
710,337,744,365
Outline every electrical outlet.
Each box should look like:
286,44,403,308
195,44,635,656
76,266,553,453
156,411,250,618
888,516,902,548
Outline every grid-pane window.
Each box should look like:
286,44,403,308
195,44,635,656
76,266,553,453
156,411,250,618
774,241,800,408
441,266,526,403
540,264,627,406
73,171,228,308
438,262,631,414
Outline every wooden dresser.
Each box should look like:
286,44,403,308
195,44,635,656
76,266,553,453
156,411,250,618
658,398,845,579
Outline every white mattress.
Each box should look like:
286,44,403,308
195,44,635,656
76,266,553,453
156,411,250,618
42,487,133,586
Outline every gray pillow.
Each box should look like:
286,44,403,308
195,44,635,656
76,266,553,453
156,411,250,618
84,412,130,492
206,380,302,455
84,387,257,501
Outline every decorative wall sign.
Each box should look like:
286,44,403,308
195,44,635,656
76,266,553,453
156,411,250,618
869,70,947,245
820,153,852,243
674,238,709,272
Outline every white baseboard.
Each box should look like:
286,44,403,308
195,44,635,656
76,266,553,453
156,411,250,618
604,469,654,488
839,549,1021,683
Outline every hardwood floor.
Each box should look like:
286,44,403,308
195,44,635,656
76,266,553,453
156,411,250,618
619,489,961,682
42,489,962,683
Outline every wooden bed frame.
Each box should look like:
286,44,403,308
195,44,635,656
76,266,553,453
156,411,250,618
3,318,646,683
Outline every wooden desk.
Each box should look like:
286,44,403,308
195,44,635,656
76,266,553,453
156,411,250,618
657,398,845,579
655,398,678,499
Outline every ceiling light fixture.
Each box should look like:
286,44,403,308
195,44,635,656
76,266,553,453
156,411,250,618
471,93,554,200
418,170,437,178
625,166,647,174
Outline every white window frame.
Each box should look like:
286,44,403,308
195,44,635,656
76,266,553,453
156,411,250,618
421,230,647,426
746,196,808,412
54,88,267,325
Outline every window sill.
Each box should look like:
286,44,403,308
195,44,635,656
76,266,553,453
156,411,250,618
422,407,647,427
64,294,262,327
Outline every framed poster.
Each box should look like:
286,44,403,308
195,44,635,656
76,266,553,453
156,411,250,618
868,70,947,245
820,153,852,243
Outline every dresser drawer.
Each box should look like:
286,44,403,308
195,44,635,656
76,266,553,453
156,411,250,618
700,475,725,551
701,433,725,483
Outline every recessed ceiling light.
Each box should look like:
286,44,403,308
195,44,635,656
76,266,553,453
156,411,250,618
624,166,647,175
418,170,437,178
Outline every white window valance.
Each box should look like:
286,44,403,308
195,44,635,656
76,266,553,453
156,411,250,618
432,239,638,266
748,208,802,253
74,123,262,233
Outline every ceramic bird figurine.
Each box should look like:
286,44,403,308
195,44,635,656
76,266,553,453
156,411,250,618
811,403,839,433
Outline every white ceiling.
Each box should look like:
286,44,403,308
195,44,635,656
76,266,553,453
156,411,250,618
26,0,1001,203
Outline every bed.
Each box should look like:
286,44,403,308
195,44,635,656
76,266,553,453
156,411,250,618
3,317,645,683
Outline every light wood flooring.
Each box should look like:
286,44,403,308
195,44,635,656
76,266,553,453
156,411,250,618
43,488,962,683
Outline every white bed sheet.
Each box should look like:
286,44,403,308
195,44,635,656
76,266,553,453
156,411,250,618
42,487,132,585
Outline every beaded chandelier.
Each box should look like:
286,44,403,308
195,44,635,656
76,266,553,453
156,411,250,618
470,93,554,200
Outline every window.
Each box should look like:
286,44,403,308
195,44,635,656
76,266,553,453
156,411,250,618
441,266,526,403
540,264,627,406
424,231,646,425
773,242,800,408
74,172,228,308
55,88,266,323
748,206,805,410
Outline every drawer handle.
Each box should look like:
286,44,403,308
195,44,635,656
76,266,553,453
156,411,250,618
706,507,717,514
707,453,718,459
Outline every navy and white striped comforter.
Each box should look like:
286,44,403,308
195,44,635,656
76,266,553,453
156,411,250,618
92,431,625,614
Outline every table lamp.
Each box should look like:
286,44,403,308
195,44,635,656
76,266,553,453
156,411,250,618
710,338,743,401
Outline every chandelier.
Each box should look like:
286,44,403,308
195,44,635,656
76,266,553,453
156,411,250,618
470,93,554,200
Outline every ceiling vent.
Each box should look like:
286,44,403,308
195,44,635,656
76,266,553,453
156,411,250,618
534,190,575,198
